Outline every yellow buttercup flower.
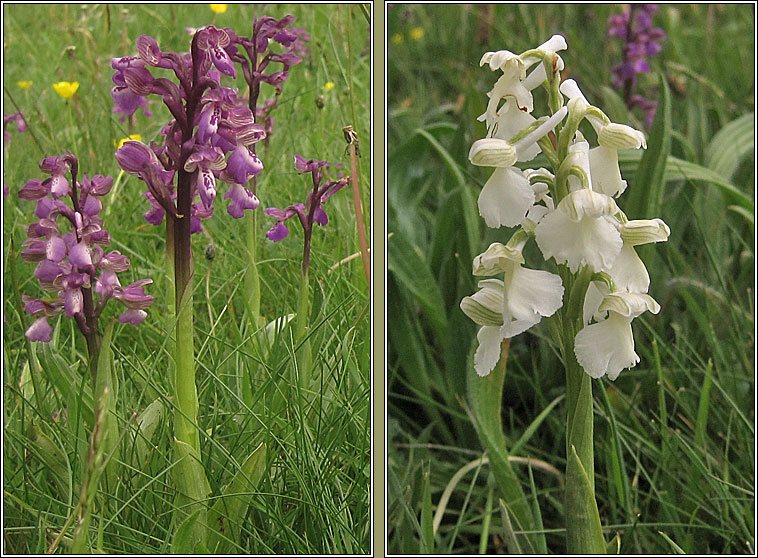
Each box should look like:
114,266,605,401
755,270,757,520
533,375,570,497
114,134,143,149
17,81,32,89
324,82,335,92
391,33,403,45
53,81,79,99
410,27,424,40
209,4,227,13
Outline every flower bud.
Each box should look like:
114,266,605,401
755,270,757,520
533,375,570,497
468,138,517,168
619,218,670,245
472,242,523,275
598,123,646,150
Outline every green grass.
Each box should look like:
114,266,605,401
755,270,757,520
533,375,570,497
387,4,754,554
3,3,370,554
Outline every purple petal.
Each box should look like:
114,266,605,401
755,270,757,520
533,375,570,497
224,183,259,218
100,250,130,272
118,309,148,325
313,206,328,226
225,146,263,184
46,236,67,263
197,168,217,209
95,269,120,300
48,174,70,199
19,179,48,200
81,195,102,217
35,259,64,284
26,317,53,342
63,287,84,318
68,241,93,270
266,222,289,241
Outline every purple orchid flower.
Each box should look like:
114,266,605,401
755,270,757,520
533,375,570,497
18,153,154,355
608,4,666,127
4,112,27,146
264,155,349,274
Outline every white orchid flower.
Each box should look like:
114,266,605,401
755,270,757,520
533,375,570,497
535,187,623,273
462,242,563,376
574,291,660,379
478,35,568,129
560,79,646,197
470,108,567,228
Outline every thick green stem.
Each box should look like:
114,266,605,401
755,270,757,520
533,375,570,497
561,267,605,553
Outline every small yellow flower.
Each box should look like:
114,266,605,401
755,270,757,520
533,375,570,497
114,134,142,149
324,81,335,92
410,27,424,40
53,81,79,99
17,81,32,89
209,4,227,13
391,33,403,45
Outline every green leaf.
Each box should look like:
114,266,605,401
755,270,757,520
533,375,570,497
695,360,714,449
466,344,539,553
627,73,671,219
658,531,686,554
173,438,210,535
565,445,606,554
40,342,94,426
606,532,622,554
618,150,753,210
419,464,434,554
171,509,204,555
207,441,267,553
498,499,523,555
30,425,70,502
705,112,754,180
134,398,164,466
387,232,447,337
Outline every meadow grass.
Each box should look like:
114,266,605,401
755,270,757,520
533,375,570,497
3,3,370,554
387,4,754,554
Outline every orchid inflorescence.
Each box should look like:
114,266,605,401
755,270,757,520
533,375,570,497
265,155,349,273
19,152,154,342
113,26,267,231
608,4,666,127
461,35,670,380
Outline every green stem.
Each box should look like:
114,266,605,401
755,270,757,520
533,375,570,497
294,269,311,390
244,207,261,327
561,267,605,553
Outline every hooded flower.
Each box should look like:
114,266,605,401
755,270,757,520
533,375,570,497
574,291,660,379
461,242,564,375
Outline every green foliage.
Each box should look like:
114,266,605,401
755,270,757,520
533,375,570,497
388,4,754,555
3,4,369,554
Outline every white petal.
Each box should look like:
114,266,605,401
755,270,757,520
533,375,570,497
506,266,564,322
492,101,538,161
559,188,619,221
574,314,639,380
599,292,660,319
461,279,506,327
589,145,627,197
583,281,609,325
566,140,593,192
478,167,535,228
513,107,567,162
609,245,650,292
474,325,504,376
535,209,622,273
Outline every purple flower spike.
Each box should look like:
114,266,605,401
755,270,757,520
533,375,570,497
4,112,27,146
608,4,665,127
19,152,154,343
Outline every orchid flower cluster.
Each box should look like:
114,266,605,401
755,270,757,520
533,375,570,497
18,152,154,343
461,35,670,381
265,155,349,273
226,15,308,141
608,4,666,127
113,26,266,230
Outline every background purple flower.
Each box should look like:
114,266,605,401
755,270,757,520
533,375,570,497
608,4,666,127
